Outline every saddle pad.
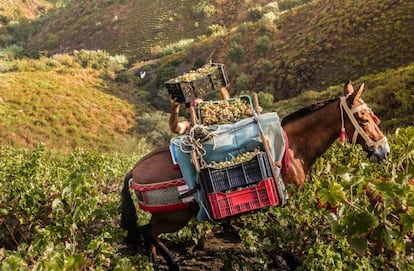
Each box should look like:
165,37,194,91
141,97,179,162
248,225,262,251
129,179,193,213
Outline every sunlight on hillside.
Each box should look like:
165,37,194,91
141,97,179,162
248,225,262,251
0,67,138,152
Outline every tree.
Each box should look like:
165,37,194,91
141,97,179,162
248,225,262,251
255,35,271,57
236,73,250,92
228,43,245,64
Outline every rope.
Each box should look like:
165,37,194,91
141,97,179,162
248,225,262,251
179,124,219,167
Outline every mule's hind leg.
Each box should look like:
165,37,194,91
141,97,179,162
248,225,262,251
142,206,198,271
140,224,180,271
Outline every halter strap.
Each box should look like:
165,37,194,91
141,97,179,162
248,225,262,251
340,97,387,150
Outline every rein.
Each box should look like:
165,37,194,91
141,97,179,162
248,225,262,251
339,96,387,150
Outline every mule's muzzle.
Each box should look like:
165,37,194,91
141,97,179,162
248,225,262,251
368,143,390,163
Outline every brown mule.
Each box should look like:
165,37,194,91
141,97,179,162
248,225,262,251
121,81,390,270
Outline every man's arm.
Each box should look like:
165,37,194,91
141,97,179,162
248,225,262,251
220,87,230,100
169,98,190,135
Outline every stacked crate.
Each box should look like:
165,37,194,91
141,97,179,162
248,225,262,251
165,63,228,103
200,151,280,220
165,63,280,220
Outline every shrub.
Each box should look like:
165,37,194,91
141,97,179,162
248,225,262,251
162,39,194,56
135,112,175,145
73,49,110,69
229,62,239,78
206,24,226,37
228,43,244,64
255,36,271,57
261,59,273,74
52,53,78,67
258,92,274,108
108,54,128,73
236,73,250,92
0,45,25,59
248,6,264,22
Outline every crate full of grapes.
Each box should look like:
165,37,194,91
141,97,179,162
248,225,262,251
165,63,229,103
200,150,272,194
198,95,253,125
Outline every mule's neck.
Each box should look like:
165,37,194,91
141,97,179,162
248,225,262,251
282,99,342,172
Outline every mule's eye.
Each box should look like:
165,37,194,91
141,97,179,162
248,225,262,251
359,119,369,126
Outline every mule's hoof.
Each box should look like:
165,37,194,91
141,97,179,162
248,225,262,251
118,245,138,256
169,262,180,271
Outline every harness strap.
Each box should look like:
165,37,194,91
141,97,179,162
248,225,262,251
340,97,387,150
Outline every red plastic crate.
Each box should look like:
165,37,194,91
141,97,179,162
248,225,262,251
207,178,278,220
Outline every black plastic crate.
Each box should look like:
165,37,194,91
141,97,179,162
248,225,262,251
165,82,186,103
165,81,195,103
209,64,229,90
165,63,228,103
200,152,273,194
192,75,214,97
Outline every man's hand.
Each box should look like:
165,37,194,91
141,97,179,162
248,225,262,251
170,96,181,112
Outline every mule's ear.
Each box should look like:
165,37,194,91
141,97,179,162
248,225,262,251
344,80,354,97
353,82,365,103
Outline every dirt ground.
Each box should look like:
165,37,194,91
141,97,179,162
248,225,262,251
130,229,300,271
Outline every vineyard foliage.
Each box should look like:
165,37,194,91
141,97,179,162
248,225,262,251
0,127,413,270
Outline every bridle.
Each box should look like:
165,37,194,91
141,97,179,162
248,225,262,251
339,96,388,151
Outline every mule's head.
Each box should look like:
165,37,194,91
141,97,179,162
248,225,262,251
342,81,390,162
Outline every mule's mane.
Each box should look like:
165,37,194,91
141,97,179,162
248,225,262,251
281,98,339,126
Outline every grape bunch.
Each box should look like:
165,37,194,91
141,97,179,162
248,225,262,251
199,97,253,125
168,65,218,83
207,149,261,169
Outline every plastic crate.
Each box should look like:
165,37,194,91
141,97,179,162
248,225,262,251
209,64,229,90
165,81,194,103
198,95,254,125
165,63,228,103
200,152,272,193
207,178,278,220
192,74,214,97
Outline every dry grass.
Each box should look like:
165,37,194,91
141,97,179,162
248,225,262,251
0,64,140,152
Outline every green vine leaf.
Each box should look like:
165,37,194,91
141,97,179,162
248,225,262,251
399,207,414,235
348,237,368,255
316,182,347,207
342,211,379,237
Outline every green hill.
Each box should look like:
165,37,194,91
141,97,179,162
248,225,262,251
25,0,267,61
150,0,414,99
0,57,143,152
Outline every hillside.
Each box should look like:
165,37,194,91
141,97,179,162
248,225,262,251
20,0,414,100
0,55,412,152
0,0,51,22
0,58,143,152
151,0,414,100
25,0,272,61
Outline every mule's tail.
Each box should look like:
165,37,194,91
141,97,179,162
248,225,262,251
120,173,140,248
